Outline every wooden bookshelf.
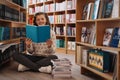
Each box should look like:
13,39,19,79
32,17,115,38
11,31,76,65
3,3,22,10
28,0,76,54
76,0,120,80
0,0,27,65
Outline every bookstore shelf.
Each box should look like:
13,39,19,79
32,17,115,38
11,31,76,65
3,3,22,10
77,18,120,22
47,12,54,15
0,0,26,11
56,35,65,37
80,64,113,80
54,11,66,14
36,3,43,6
67,9,76,13
0,38,21,44
76,42,120,52
67,22,76,24
44,1,54,4
28,14,34,16
54,23,65,25
28,4,35,7
66,36,75,38
0,19,26,25
76,20,95,23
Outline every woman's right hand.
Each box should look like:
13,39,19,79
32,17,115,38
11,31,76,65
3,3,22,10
25,38,32,48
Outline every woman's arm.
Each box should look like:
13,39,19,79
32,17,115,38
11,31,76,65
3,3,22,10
26,38,35,54
45,29,56,54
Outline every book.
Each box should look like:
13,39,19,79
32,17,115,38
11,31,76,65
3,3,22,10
104,0,114,18
92,0,100,19
26,25,50,43
109,27,120,47
103,28,114,46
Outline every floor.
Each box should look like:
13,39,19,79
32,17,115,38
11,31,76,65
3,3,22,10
0,53,101,80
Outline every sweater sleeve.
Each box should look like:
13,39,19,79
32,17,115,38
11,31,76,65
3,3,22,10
26,43,35,54
44,29,56,54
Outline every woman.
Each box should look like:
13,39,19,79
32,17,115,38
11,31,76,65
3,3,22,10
13,12,58,73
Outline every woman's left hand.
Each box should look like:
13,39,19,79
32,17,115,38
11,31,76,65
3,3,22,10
46,39,53,48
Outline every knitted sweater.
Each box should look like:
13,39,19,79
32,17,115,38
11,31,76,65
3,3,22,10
26,29,56,56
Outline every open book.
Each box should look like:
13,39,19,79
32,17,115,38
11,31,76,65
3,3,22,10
26,25,50,43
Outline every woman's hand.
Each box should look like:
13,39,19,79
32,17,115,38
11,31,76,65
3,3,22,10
25,38,32,48
46,39,53,48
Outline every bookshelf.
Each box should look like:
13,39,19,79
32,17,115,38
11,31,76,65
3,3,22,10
28,0,76,54
0,0,27,65
76,0,120,80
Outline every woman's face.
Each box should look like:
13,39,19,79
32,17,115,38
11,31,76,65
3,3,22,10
35,14,47,26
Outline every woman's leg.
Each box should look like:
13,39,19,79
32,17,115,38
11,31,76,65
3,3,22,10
12,53,45,71
36,55,58,67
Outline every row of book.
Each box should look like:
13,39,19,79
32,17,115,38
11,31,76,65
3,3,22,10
51,58,72,78
12,27,26,39
66,14,76,23
0,4,19,21
103,27,120,48
0,27,10,41
76,46,116,73
12,0,27,8
53,26,66,36
54,15,65,24
80,48,117,73
81,25,96,45
56,39,65,48
29,0,76,14
48,15,54,24
20,12,26,22
82,0,119,20
0,43,19,66
67,41,75,50
67,26,76,36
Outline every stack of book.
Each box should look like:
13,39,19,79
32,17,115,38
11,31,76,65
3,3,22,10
51,58,72,78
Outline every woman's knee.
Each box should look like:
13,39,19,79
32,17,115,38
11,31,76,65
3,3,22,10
49,55,58,59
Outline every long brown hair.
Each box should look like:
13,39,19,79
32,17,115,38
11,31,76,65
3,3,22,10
33,12,50,26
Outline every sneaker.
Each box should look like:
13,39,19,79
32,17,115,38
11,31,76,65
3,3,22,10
18,64,29,72
39,65,52,73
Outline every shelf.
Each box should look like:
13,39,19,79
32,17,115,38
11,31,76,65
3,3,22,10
66,36,76,38
76,20,95,23
44,0,54,4
80,64,113,80
76,42,120,52
0,0,26,11
28,4,35,7
67,9,76,13
55,23,65,25
77,18,120,22
28,14,34,16
67,22,76,24
0,38,21,44
56,35,65,37
55,10,65,14
36,2,43,6
0,19,26,25
47,12,54,15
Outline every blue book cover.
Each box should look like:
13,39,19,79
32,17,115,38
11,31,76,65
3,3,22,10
110,28,120,47
26,25,50,43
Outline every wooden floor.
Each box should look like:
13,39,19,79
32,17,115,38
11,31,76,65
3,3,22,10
0,53,100,80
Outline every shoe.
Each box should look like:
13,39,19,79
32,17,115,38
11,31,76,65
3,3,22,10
39,65,52,73
18,64,29,72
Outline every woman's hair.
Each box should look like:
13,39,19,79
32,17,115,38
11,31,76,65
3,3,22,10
33,12,50,26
